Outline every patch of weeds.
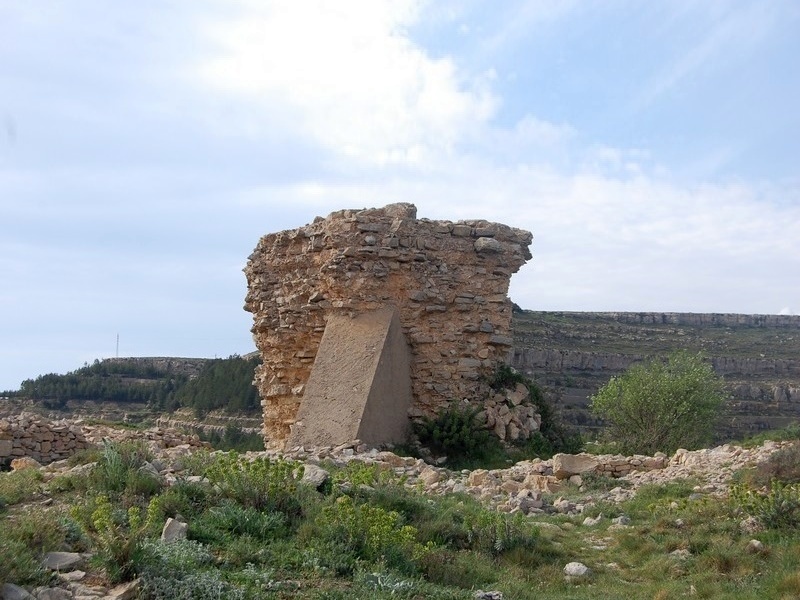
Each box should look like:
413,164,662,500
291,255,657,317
622,479,699,519
731,481,800,529
0,468,43,506
227,563,301,597
202,501,289,541
307,495,432,575
354,565,473,599
419,548,498,589
204,452,304,516
0,534,52,586
332,460,398,489
218,534,269,568
178,448,216,476
89,440,162,501
738,441,800,488
148,480,211,522
579,472,630,493
775,571,800,598
71,494,161,583
66,446,102,467
0,509,72,585
141,568,246,600
48,472,89,494
737,423,800,448
199,424,264,452
463,508,540,557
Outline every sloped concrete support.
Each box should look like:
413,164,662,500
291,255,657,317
287,307,412,448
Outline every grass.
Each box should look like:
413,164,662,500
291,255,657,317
4,437,800,598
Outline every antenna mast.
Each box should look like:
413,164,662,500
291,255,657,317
116,333,119,358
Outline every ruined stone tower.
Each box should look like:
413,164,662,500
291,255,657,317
244,203,532,449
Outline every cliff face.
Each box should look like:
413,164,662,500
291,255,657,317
244,203,532,449
511,311,800,438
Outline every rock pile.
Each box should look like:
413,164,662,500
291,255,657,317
478,382,541,441
79,422,211,452
0,413,212,468
244,203,533,449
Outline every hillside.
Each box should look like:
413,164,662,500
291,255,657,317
511,311,800,439
0,355,261,421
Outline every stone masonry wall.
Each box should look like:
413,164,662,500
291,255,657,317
0,413,91,465
244,203,532,449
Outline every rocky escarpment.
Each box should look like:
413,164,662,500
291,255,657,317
245,203,533,449
512,311,800,438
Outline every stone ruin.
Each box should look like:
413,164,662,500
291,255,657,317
244,203,533,450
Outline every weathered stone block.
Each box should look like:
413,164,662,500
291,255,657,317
552,453,600,479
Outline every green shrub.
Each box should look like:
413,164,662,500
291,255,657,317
201,501,288,541
147,480,211,523
0,536,50,586
67,446,103,467
413,403,502,467
140,568,245,600
71,494,161,582
731,481,800,529
309,495,432,574
590,350,726,454
462,508,539,557
332,461,400,490
90,440,162,500
204,452,304,516
178,448,216,476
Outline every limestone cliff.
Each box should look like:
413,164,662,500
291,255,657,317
512,311,800,438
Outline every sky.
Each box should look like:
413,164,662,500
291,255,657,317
1,0,799,390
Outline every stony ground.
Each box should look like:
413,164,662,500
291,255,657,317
2,419,790,600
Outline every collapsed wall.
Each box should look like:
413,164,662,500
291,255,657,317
244,203,532,449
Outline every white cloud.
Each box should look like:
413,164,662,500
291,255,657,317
195,0,496,164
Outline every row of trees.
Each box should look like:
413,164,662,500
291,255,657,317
10,360,188,407
166,356,260,415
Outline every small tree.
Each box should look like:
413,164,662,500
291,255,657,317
590,350,726,455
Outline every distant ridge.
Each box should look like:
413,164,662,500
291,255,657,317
511,311,800,439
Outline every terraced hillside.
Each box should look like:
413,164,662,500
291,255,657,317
511,311,800,440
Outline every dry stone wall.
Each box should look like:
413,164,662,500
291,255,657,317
244,203,532,449
0,413,91,465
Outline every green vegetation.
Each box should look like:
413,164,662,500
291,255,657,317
413,403,503,468
4,433,800,598
198,424,265,452
169,356,260,415
590,350,726,454
7,359,188,409
411,364,581,469
3,355,261,415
